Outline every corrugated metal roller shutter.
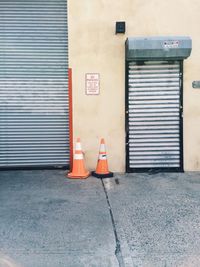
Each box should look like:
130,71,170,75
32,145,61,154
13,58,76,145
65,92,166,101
0,0,69,167
128,61,182,171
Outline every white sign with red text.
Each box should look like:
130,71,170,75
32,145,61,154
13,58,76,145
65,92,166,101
85,73,100,95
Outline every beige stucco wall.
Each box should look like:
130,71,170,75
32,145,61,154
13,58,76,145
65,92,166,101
68,0,200,172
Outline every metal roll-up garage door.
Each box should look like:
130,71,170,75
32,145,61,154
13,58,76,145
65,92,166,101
127,61,183,172
0,0,69,168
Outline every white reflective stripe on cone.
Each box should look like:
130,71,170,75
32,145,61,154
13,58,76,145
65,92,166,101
99,144,106,152
99,154,107,160
74,154,83,160
75,143,82,151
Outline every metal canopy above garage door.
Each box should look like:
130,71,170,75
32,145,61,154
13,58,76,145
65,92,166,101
0,0,69,168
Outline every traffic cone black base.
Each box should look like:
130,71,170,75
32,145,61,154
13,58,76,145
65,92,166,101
92,138,114,179
92,171,114,179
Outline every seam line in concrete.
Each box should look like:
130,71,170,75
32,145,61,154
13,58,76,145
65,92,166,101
101,179,125,267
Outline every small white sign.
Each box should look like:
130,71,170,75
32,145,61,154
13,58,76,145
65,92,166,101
163,40,179,49
85,73,100,95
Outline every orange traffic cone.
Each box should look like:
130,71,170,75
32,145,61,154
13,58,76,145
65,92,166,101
67,138,90,179
92,138,113,179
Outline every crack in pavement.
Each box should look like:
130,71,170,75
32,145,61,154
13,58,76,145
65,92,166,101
101,179,125,267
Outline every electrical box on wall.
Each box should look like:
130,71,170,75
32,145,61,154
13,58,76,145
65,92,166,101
116,21,126,34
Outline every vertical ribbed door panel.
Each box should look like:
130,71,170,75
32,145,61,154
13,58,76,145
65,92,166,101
0,0,69,167
127,61,182,171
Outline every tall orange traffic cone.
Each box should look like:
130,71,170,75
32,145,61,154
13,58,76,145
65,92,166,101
67,138,90,179
92,138,113,179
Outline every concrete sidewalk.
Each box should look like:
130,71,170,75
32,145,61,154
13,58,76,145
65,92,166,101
104,172,200,267
0,170,118,267
0,170,200,267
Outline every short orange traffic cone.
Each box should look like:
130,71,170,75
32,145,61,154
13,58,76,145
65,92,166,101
67,138,90,179
92,138,113,179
